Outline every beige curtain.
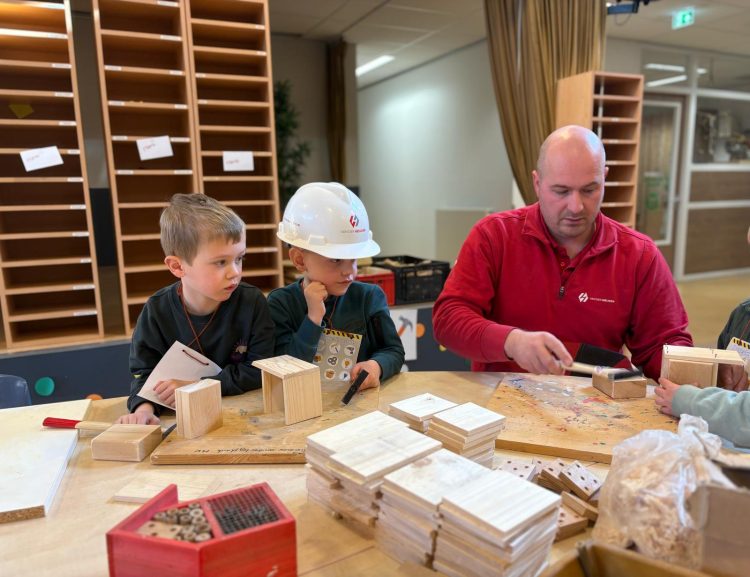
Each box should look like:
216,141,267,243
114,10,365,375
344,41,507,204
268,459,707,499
327,39,347,184
484,0,607,204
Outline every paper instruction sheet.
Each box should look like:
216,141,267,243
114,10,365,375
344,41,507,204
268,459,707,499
138,341,221,409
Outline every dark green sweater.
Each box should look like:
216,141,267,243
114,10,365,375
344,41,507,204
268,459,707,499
128,281,275,413
267,281,405,382
718,298,750,349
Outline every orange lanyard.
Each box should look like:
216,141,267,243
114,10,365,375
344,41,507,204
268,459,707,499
324,297,339,330
177,283,218,355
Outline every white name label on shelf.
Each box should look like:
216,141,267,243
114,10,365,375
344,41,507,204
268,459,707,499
58,120,76,126
80,258,92,264
173,104,187,110
54,92,73,98
157,0,178,6
109,100,125,106
112,135,128,141
116,170,134,175
105,65,122,71
136,135,173,161
169,70,183,76
67,177,83,183
171,137,190,143
20,146,64,172
52,63,72,69
69,149,80,155
69,204,86,210
160,34,180,41
73,284,95,290
223,151,254,172
174,169,192,175
72,232,89,237
73,310,98,317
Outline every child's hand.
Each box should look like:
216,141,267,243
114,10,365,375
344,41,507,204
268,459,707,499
351,360,381,391
718,363,749,392
117,403,160,425
654,378,680,416
303,280,328,325
153,379,194,407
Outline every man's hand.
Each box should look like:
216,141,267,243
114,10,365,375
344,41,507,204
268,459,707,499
153,379,194,408
504,329,572,375
655,377,680,416
718,363,749,392
351,360,381,391
303,280,328,325
116,403,160,425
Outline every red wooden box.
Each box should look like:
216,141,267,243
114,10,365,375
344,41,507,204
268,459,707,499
107,482,297,577
356,266,395,305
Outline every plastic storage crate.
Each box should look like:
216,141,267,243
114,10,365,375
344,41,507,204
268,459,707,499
356,266,395,305
372,255,450,304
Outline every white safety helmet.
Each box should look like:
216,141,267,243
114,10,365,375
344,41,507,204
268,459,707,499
277,182,381,259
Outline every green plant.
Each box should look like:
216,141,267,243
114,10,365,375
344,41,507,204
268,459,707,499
274,80,311,210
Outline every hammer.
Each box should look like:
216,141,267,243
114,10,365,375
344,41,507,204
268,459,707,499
397,316,413,336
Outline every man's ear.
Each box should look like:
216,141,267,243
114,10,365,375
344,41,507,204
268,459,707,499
288,247,307,273
164,255,186,278
532,170,541,200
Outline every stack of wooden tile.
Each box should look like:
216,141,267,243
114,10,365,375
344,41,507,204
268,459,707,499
388,393,458,432
495,458,539,482
305,411,442,534
426,402,505,467
434,470,561,577
376,449,492,566
535,459,569,493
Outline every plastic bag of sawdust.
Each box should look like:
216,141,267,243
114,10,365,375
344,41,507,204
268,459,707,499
592,415,734,569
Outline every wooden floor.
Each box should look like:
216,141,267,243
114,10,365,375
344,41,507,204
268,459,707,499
677,272,750,347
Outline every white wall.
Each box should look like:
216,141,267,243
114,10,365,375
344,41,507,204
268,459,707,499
271,34,331,185
358,40,513,260
603,37,642,74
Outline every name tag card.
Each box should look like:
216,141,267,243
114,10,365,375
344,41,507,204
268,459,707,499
136,135,173,161
20,146,64,172
223,150,254,172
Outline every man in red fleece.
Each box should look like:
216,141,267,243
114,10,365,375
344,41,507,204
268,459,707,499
433,125,692,380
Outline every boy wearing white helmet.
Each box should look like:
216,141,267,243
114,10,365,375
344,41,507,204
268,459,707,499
269,182,404,391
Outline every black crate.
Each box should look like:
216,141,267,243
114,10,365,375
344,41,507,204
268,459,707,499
372,255,450,304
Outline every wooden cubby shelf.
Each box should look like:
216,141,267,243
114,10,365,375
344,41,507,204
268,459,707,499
556,70,643,227
0,0,103,350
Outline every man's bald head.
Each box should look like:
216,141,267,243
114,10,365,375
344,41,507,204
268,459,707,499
536,125,606,178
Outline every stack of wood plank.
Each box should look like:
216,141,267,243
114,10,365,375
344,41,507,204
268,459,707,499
426,402,505,467
388,393,457,432
305,411,441,534
433,470,561,577
376,449,493,566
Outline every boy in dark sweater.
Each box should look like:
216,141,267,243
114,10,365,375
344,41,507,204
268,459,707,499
117,194,274,425
269,182,404,391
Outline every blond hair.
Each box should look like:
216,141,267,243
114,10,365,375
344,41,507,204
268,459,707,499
160,194,245,263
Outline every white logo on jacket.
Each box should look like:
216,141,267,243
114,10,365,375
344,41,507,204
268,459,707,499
578,291,615,304
578,292,589,302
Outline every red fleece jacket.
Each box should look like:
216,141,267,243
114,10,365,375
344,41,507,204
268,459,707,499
432,204,692,379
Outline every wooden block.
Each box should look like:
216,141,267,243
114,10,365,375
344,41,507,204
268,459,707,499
495,458,538,481
561,491,598,523
662,359,716,388
113,473,219,503
430,402,506,437
91,424,162,462
555,505,588,542
592,373,647,399
389,393,457,431
559,461,602,500
175,378,223,440
663,345,744,365
253,355,322,425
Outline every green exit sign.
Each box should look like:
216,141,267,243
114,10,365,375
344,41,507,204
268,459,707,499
672,7,695,29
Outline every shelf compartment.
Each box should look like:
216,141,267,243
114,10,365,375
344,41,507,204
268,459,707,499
114,173,196,202
199,130,271,152
7,290,98,321
242,251,277,271
0,90,75,121
0,122,79,148
121,238,165,268
605,164,635,184
7,315,101,347
0,1,67,35
243,226,278,248
98,0,181,36
108,105,192,137
0,235,92,263
104,69,189,104
0,150,82,177
0,180,84,205
594,73,642,97
242,271,278,294
190,18,265,51
112,138,192,170
100,29,185,70
202,179,274,201
602,185,635,204
197,106,269,128
0,207,87,235
600,205,635,226
227,203,275,225
201,153,272,177
593,121,637,141
592,97,639,120
188,0,265,25
0,30,69,63
192,46,267,76
194,74,268,102
118,205,165,235
0,58,73,91
602,142,636,162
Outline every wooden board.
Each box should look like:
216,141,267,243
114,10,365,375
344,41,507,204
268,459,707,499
151,371,500,465
0,399,91,523
488,374,677,464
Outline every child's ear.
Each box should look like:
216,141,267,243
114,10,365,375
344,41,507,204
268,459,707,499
288,247,307,272
164,255,186,278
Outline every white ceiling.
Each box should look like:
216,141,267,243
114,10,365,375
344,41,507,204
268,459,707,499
268,0,750,88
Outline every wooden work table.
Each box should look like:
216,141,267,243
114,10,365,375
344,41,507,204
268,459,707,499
0,371,672,577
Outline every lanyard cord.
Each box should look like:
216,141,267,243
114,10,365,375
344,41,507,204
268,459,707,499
177,283,218,355
324,296,339,330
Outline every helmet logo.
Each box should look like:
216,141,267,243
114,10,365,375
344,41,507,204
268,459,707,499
349,214,359,228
